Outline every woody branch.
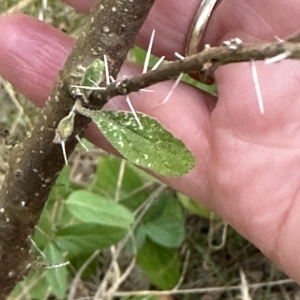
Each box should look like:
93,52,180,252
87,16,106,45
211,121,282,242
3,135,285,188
90,39,300,105
0,0,155,298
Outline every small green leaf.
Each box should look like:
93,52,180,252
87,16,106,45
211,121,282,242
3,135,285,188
81,59,104,95
53,111,76,165
75,103,195,176
66,190,134,229
91,156,149,210
144,216,185,248
137,238,181,289
99,111,195,176
142,192,185,248
11,272,49,300
178,193,213,219
56,223,127,257
43,242,68,300
53,110,75,144
32,210,53,253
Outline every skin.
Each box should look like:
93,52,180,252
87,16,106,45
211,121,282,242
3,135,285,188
1,0,300,283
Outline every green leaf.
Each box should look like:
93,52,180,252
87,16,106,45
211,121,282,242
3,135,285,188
137,238,181,289
178,193,212,219
56,223,127,257
11,271,49,300
92,156,149,211
48,165,80,201
66,190,134,229
144,216,184,248
142,192,185,248
32,210,53,253
133,224,147,250
43,242,68,300
97,111,195,176
81,58,104,91
68,252,98,280
75,103,195,176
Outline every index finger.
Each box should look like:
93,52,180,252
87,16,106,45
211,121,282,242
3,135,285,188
64,0,300,57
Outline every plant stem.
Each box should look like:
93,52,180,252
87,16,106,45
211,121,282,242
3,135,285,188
0,0,155,298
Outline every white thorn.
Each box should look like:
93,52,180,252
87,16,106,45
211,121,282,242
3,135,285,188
61,140,68,165
143,29,155,73
250,60,264,115
162,73,183,104
239,269,252,300
140,89,154,93
126,96,143,129
233,37,243,45
151,56,165,70
265,51,291,64
46,262,70,269
103,54,110,85
110,76,116,82
69,84,105,90
174,52,185,60
274,36,284,42
75,135,89,152
88,78,103,88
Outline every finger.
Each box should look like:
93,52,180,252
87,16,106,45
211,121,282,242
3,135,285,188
0,14,75,106
63,0,300,57
203,0,300,44
0,13,119,155
202,1,300,283
139,0,300,57
206,0,300,124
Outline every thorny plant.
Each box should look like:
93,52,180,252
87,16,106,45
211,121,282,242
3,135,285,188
54,35,300,170
1,0,300,298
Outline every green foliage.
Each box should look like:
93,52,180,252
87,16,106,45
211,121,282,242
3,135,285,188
143,216,184,248
137,238,181,289
178,193,212,219
65,190,134,228
11,272,49,300
91,155,149,210
95,111,195,176
53,110,75,145
56,223,127,257
12,157,188,298
141,192,185,248
43,243,68,300
81,58,105,96
56,188,135,258
75,101,195,176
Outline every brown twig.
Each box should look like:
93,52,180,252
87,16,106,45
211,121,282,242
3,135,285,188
90,40,300,105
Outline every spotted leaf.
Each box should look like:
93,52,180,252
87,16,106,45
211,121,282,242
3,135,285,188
75,102,195,176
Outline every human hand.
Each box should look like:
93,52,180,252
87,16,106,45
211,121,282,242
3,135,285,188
1,0,300,283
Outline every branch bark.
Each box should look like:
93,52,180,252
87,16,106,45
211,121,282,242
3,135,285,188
92,40,300,103
0,0,155,298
